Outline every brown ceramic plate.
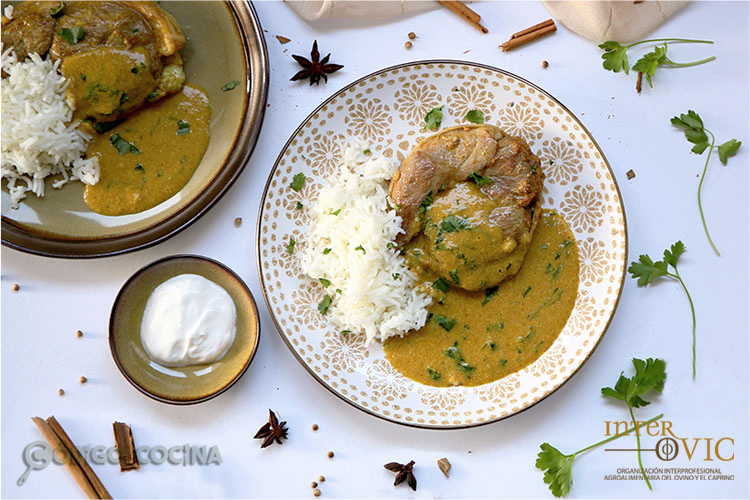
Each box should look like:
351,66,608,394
1,1,268,258
110,255,260,404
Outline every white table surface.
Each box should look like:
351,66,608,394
2,1,749,498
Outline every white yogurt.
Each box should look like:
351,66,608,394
140,274,236,367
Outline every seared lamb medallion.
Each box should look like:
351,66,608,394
2,1,186,122
389,124,544,291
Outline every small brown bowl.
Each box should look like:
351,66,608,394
109,255,259,404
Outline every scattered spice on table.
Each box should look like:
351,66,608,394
318,475,325,482
404,41,412,49
312,488,321,497
58,389,65,396
311,481,318,488
438,457,451,477
327,451,334,458
542,60,549,68
290,40,344,86
626,169,636,180
312,423,319,431
384,460,417,491
76,329,83,338
254,409,288,448
12,283,19,292
276,35,291,44
234,217,242,227
408,31,417,40
79,376,87,384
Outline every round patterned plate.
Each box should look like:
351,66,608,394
257,61,627,429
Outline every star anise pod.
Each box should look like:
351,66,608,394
384,460,417,491
290,40,343,86
253,409,288,448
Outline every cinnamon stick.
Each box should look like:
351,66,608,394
32,416,112,499
113,421,140,471
438,1,488,34
501,21,557,51
511,19,554,39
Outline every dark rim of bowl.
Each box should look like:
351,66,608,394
256,59,628,429
109,254,260,405
2,1,269,259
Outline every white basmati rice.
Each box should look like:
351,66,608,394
1,45,99,208
300,142,432,344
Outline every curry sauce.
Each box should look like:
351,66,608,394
384,209,579,387
84,84,211,216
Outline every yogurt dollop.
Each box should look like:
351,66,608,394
141,274,236,367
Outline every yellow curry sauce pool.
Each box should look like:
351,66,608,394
384,210,580,387
83,84,211,216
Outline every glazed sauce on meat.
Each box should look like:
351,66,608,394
83,84,211,216
384,210,579,387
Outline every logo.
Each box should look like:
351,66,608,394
18,441,222,486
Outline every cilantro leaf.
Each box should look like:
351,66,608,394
663,240,685,267
50,2,64,17
59,26,84,45
671,110,740,255
465,109,484,124
602,358,666,408
177,120,190,135
432,278,451,293
598,41,630,74
627,254,668,286
631,45,667,87
467,172,493,187
717,139,741,165
317,295,332,315
285,237,295,254
354,244,366,254
417,191,433,217
482,286,499,306
424,105,444,131
290,173,306,191
222,80,241,91
536,444,574,498
109,133,140,155
629,241,696,379
318,278,331,287
434,315,457,331
440,215,470,233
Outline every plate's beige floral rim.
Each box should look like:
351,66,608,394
256,60,628,429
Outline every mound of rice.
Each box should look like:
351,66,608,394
300,142,431,344
1,45,99,208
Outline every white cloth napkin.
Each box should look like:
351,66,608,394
543,1,689,43
285,0,689,44
284,0,436,20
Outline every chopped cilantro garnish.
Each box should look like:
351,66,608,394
467,172,493,186
109,133,140,155
432,278,451,293
290,173,306,191
440,215,470,233
482,286,499,306
317,295,332,315
285,237,295,254
58,26,84,45
319,278,332,287
177,120,190,135
434,315,457,331
222,80,241,91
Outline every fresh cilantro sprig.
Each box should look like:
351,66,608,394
599,38,715,91
536,413,664,497
424,105,444,131
601,358,666,491
629,241,696,378
671,110,741,255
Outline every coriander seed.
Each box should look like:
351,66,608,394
542,60,549,68
234,217,243,227
58,389,65,396
327,451,334,458
76,330,83,338
311,481,318,488
312,423,319,431
79,376,87,384
318,475,325,482
12,283,20,292
408,32,416,40
313,488,321,497
404,41,412,49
